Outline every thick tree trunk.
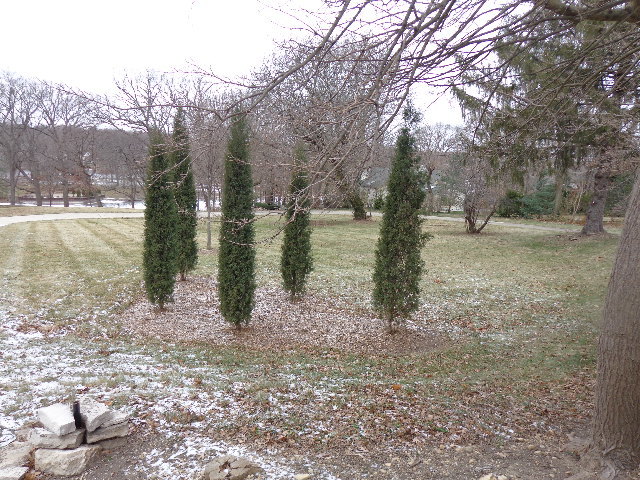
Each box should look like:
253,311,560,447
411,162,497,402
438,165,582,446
592,172,640,473
582,165,611,235
131,182,137,208
464,195,496,234
34,179,42,206
62,179,70,208
92,186,103,207
464,195,479,233
425,168,435,213
553,170,566,216
9,165,17,205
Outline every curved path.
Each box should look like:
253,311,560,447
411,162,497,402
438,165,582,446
0,212,144,228
0,209,584,233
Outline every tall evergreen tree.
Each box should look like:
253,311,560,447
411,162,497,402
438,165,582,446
281,146,313,300
372,106,429,333
171,108,198,281
143,131,178,309
218,114,255,328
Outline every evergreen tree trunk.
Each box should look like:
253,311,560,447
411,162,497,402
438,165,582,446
592,172,640,475
218,115,255,328
582,162,611,235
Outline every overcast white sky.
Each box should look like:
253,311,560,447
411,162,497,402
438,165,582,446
1,0,462,125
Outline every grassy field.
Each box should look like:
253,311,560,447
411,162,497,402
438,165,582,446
0,214,620,478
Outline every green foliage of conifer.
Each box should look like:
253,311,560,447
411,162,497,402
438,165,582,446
171,108,198,280
281,146,313,300
143,131,178,309
218,115,255,328
372,107,429,332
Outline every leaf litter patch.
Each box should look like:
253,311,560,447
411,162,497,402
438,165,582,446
121,276,444,356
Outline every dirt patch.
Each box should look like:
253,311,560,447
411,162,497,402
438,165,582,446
120,276,443,356
36,423,640,480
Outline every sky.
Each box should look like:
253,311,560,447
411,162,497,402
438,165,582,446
1,0,462,125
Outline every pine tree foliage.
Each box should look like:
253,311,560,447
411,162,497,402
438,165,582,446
143,131,178,309
372,107,429,332
171,108,198,280
281,146,313,300
218,115,256,328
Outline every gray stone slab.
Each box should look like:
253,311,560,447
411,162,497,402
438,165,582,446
34,445,101,477
85,422,129,444
37,403,76,436
101,410,130,428
0,442,31,468
0,466,29,480
28,427,84,449
78,398,112,432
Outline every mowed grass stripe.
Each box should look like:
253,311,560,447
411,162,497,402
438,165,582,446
9,220,141,322
97,217,145,244
13,221,82,310
0,222,32,311
72,219,142,260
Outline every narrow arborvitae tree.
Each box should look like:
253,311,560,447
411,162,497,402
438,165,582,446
372,106,428,333
171,108,198,281
281,146,313,300
143,131,178,309
218,114,255,328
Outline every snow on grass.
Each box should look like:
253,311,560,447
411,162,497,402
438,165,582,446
0,217,616,477
0,307,352,478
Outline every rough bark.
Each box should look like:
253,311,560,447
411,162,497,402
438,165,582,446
582,164,611,235
93,188,103,207
62,178,69,208
34,179,42,206
592,171,640,474
425,167,435,213
553,170,566,216
9,165,17,205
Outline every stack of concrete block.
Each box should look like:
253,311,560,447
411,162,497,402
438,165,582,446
25,398,131,477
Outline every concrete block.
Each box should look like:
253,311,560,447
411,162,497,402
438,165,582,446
101,410,130,428
78,398,111,432
37,403,75,436
85,422,129,444
34,445,101,477
28,427,84,449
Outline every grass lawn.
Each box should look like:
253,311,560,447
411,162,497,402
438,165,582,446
0,214,620,478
